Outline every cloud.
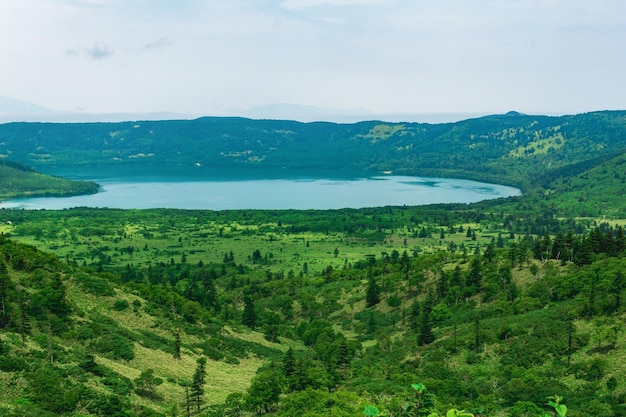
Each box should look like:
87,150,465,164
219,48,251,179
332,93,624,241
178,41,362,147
140,37,171,51
84,43,114,59
66,42,115,59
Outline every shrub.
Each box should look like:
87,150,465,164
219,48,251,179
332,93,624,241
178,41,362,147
93,334,135,361
113,299,130,311
75,273,115,296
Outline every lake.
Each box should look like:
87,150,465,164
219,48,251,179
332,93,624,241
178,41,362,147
0,166,521,210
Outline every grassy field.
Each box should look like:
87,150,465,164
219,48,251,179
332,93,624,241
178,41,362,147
0,209,500,278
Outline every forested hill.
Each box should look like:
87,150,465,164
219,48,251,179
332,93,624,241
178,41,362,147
0,159,98,200
2,110,626,190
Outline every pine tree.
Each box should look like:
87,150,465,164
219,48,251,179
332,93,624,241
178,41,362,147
483,242,496,263
496,232,505,248
450,265,463,287
282,347,296,380
508,240,517,268
366,277,381,308
409,301,420,331
436,270,448,300
466,257,482,294
418,305,434,346
242,296,256,328
335,340,350,369
201,272,217,310
191,358,207,413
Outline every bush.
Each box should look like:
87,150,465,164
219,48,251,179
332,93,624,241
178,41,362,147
387,295,402,308
113,299,130,311
0,355,30,372
75,273,115,296
29,367,80,414
93,334,135,361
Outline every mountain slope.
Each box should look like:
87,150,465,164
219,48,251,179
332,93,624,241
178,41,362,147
0,234,282,416
2,207,626,416
0,159,98,200
2,111,626,190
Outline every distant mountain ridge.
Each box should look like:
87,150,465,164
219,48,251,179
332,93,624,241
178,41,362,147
1,110,626,190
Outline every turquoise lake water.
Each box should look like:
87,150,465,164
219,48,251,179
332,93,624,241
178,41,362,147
0,166,521,210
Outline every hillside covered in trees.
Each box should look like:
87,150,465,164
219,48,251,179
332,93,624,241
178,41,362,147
0,159,98,200
2,110,626,190
2,111,626,416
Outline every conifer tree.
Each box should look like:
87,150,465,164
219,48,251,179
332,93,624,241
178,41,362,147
496,232,505,248
483,242,496,263
450,265,463,288
466,257,482,294
191,357,207,413
366,277,381,308
436,270,448,300
409,301,421,331
242,296,256,328
282,347,296,380
418,305,434,346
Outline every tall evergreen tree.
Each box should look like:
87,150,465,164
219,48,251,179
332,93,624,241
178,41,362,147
508,241,518,268
409,301,421,331
418,305,434,346
449,265,463,288
366,277,381,308
282,347,296,380
191,357,207,413
496,232,505,248
483,242,496,263
466,257,482,295
436,270,448,300
242,296,256,328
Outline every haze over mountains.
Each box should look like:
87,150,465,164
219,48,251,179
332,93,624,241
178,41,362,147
0,95,507,124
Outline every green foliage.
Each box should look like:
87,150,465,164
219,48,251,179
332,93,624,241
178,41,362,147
113,298,130,311
366,277,381,308
134,368,163,399
364,404,381,416
246,370,284,415
542,395,567,417
4,111,626,199
242,295,257,328
92,333,135,361
4,117,626,417
28,366,81,414
191,357,207,413
0,159,98,199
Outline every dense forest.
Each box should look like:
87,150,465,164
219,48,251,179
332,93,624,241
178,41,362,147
2,110,626,190
1,112,626,416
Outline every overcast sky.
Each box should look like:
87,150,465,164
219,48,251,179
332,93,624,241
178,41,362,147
1,0,626,121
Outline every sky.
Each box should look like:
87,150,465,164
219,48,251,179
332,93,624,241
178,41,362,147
1,0,626,122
